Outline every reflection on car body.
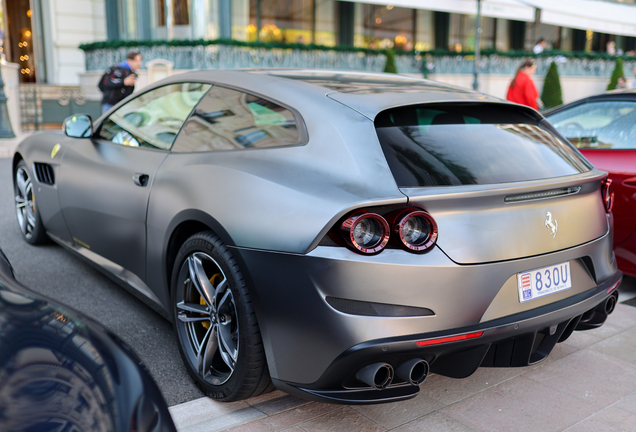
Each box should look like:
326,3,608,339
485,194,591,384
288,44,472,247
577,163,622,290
12,70,622,404
0,248,176,432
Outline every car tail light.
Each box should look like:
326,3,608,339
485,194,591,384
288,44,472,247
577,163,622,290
340,211,390,254
394,210,438,253
601,178,614,214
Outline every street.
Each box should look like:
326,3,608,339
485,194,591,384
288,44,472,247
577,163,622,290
0,157,203,407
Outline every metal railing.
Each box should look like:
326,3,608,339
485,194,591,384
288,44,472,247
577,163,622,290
84,44,636,77
19,85,101,131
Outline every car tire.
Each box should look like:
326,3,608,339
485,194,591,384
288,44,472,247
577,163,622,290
171,231,273,401
14,159,47,245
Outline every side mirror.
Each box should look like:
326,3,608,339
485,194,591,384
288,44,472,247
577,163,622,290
63,114,93,138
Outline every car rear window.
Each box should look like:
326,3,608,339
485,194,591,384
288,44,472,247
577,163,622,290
375,104,591,187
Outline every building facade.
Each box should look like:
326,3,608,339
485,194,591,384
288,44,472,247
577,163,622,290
1,0,636,86
0,0,105,85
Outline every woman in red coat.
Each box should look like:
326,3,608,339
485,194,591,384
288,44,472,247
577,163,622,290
506,59,539,110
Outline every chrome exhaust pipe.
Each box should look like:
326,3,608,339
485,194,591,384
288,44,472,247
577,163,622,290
356,363,394,389
396,358,429,386
605,291,619,315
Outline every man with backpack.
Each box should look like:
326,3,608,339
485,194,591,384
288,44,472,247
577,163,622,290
99,51,142,114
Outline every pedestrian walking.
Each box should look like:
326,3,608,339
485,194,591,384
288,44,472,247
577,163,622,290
99,51,142,114
506,59,539,110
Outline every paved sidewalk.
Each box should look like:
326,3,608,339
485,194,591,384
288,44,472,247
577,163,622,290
169,277,636,432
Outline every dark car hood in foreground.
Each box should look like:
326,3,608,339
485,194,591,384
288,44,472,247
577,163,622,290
0,248,176,432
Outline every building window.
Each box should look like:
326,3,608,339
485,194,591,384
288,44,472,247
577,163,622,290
157,0,166,26
434,12,450,50
152,0,193,39
509,20,526,51
315,0,336,46
155,0,190,27
449,13,494,51
249,0,313,43
354,4,415,49
6,0,36,82
414,10,433,52
174,0,190,25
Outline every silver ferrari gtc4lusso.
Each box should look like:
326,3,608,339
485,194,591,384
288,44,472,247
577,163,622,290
13,70,622,404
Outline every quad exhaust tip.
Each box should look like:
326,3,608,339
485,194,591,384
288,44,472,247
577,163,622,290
356,359,430,389
396,358,429,386
356,363,394,389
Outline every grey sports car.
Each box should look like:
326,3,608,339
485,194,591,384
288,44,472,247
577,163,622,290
13,70,622,404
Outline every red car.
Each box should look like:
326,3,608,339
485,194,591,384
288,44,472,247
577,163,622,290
546,91,636,277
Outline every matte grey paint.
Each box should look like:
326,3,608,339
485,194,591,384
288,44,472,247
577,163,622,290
13,70,620,391
235,230,614,384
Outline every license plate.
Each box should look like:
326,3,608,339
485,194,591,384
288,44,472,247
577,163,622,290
517,262,572,303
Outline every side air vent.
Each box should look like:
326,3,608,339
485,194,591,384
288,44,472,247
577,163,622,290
326,296,434,317
504,186,581,203
34,163,55,186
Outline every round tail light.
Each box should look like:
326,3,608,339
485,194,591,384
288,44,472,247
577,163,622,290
602,178,614,214
394,210,438,252
340,212,390,254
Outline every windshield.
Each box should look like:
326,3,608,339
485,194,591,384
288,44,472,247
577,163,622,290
375,104,591,187
547,100,636,150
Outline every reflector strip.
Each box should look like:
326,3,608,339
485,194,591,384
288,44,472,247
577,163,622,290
416,331,484,347
607,280,621,293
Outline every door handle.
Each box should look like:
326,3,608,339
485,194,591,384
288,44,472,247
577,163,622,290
133,173,149,187
623,177,636,188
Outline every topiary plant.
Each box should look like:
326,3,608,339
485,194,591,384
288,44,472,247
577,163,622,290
384,49,398,74
541,61,564,109
607,57,625,90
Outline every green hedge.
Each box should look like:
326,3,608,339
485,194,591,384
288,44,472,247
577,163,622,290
541,61,563,109
384,49,397,73
78,39,636,61
607,57,625,90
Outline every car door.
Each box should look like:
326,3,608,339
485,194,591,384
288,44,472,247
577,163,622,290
546,100,636,275
57,82,211,282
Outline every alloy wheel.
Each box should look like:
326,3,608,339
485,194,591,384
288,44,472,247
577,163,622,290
175,252,239,386
15,166,36,240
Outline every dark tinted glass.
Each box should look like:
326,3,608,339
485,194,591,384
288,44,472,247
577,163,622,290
376,104,590,187
171,86,299,152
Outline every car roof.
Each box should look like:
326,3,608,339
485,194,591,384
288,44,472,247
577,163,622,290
546,89,636,116
154,69,510,120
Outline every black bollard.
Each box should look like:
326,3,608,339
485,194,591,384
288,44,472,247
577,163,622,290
0,61,16,138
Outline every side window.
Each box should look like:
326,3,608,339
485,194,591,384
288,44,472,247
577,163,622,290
171,85,300,152
99,82,211,150
548,101,636,150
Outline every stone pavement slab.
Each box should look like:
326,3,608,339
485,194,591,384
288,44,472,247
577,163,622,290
169,277,636,432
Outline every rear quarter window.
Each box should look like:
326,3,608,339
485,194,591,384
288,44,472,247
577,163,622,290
171,85,301,152
376,104,591,187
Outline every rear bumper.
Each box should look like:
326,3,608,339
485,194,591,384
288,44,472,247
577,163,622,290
233,229,619,404
273,271,621,404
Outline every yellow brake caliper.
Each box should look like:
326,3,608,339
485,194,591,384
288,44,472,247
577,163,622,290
201,273,222,329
